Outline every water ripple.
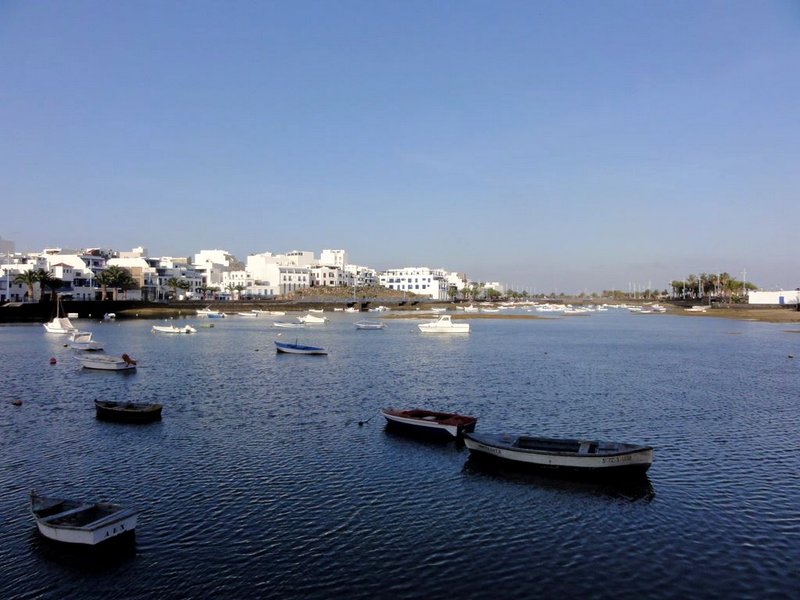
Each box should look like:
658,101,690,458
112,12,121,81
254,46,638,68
1,315,799,599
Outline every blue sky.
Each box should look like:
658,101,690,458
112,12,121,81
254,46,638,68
1,1,798,293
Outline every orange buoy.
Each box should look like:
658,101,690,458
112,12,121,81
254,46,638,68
49,357,57,365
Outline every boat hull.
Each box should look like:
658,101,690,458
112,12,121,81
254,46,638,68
95,401,162,423
418,324,470,333
31,495,137,546
43,319,78,334
152,325,196,334
274,341,327,355
381,409,477,439
463,433,653,477
76,356,137,371
418,315,470,333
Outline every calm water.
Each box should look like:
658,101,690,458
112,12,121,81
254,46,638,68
1,310,798,599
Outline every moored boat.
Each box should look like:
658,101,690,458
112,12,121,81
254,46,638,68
196,307,225,318
463,432,653,476
68,331,104,351
76,354,137,371
253,309,286,316
94,400,163,423
297,314,328,324
684,305,708,313
44,297,78,334
354,320,385,330
274,340,327,355
274,321,304,329
30,491,137,546
152,324,197,334
418,314,470,334
381,408,477,439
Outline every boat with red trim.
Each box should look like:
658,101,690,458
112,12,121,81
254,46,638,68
381,408,477,439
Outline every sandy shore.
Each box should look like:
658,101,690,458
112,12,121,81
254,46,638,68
676,307,800,324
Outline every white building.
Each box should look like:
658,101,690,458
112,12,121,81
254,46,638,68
748,290,800,306
193,249,237,288
344,264,378,288
310,265,349,288
246,251,317,296
320,249,347,269
379,267,449,300
106,256,158,301
220,270,254,299
0,257,34,302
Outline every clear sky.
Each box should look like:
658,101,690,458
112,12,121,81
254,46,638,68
1,1,798,293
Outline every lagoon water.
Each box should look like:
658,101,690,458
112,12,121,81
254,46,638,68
1,310,798,599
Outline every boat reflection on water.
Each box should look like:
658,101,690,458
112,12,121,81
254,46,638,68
28,528,137,571
463,455,655,503
383,426,469,452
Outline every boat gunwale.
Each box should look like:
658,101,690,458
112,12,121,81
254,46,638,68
464,432,653,458
382,408,477,428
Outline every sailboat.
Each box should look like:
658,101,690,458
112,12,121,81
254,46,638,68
43,295,78,334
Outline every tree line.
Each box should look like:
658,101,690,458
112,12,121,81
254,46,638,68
669,272,756,300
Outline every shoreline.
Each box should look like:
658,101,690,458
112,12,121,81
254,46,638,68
4,299,800,325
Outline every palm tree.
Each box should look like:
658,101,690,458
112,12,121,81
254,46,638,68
234,284,246,301
36,271,64,305
100,266,129,301
95,270,114,301
165,277,182,299
117,271,139,300
33,269,57,303
13,269,39,302
178,280,191,297
198,285,212,301
225,283,237,299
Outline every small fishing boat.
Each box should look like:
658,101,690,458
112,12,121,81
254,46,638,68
684,305,708,313
253,310,286,316
297,314,328,324
30,491,137,546
68,331,104,351
381,408,477,439
354,320,385,330
196,307,225,318
151,324,197,334
418,314,470,334
463,432,653,476
76,354,137,371
237,311,258,318
274,340,327,355
274,321,305,329
94,400,163,423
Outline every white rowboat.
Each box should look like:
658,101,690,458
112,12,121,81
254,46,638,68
30,491,137,546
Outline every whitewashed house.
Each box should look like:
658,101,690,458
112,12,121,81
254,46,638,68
379,267,449,300
748,290,800,306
